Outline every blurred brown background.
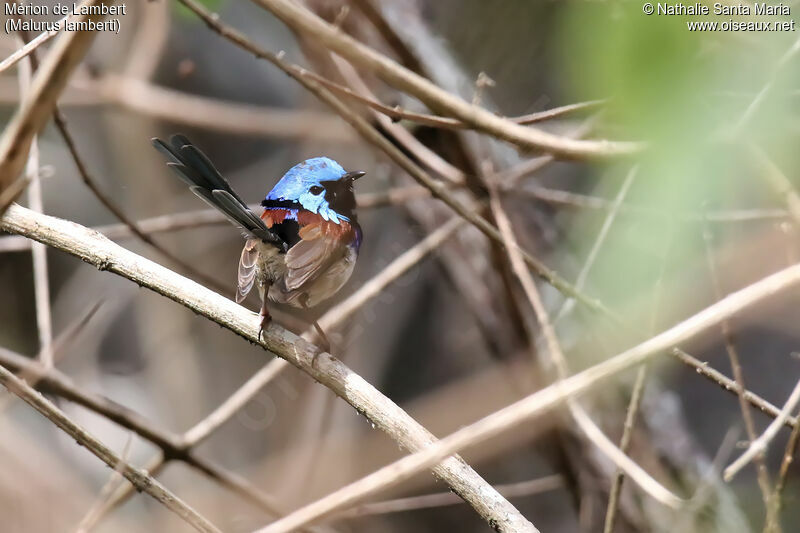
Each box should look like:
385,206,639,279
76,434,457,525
2,1,800,532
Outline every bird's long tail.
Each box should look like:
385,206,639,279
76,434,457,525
152,134,286,251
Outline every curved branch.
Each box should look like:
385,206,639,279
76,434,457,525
0,203,537,533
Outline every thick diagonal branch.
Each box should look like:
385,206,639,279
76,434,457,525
0,203,537,533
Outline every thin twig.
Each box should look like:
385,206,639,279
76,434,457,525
251,0,642,160
0,13,69,73
335,476,564,519
181,359,288,447
121,0,168,80
554,167,637,322
673,348,797,430
750,143,800,224
302,68,603,130
605,226,671,533
774,402,800,505
0,362,221,533
0,300,101,415
603,365,648,533
328,55,465,184
16,43,54,367
674,427,741,532
74,433,134,533
488,170,681,508
725,378,800,481
702,219,776,529
78,453,167,532
520,185,789,223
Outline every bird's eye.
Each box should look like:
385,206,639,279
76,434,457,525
309,185,324,195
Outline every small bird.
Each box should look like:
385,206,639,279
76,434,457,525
152,134,364,341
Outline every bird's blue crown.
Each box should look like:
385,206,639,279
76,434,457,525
264,157,351,224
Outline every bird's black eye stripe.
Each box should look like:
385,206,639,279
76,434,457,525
310,185,324,195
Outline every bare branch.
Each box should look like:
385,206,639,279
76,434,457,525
0,13,69,73
750,143,800,224
16,46,54,367
774,403,800,508
181,359,288,448
335,476,563,519
251,0,642,159
78,453,167,532
302,67,603,130
672,348,797,430
74,433,134,533
253,257,800,532
520,185,789,222
93,75,356,142
554,168,637,322
0,362,221,533
702,220,776,527
0,0,114,213
489,169,681,508
725,378,800,481
603,365,649,533
1,203,538,533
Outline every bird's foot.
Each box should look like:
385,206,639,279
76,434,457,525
258,309,271,342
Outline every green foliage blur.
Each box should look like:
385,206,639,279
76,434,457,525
557,1,800,342
173,0,225,19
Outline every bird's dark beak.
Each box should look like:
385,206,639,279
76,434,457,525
343,171,366,182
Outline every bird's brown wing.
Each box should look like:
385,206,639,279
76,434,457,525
282,222,346,292
236,238,260,303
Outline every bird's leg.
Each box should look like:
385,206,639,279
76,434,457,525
258,286,271,342
300,295,331,367
312,320,331,354
309,320,331,369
